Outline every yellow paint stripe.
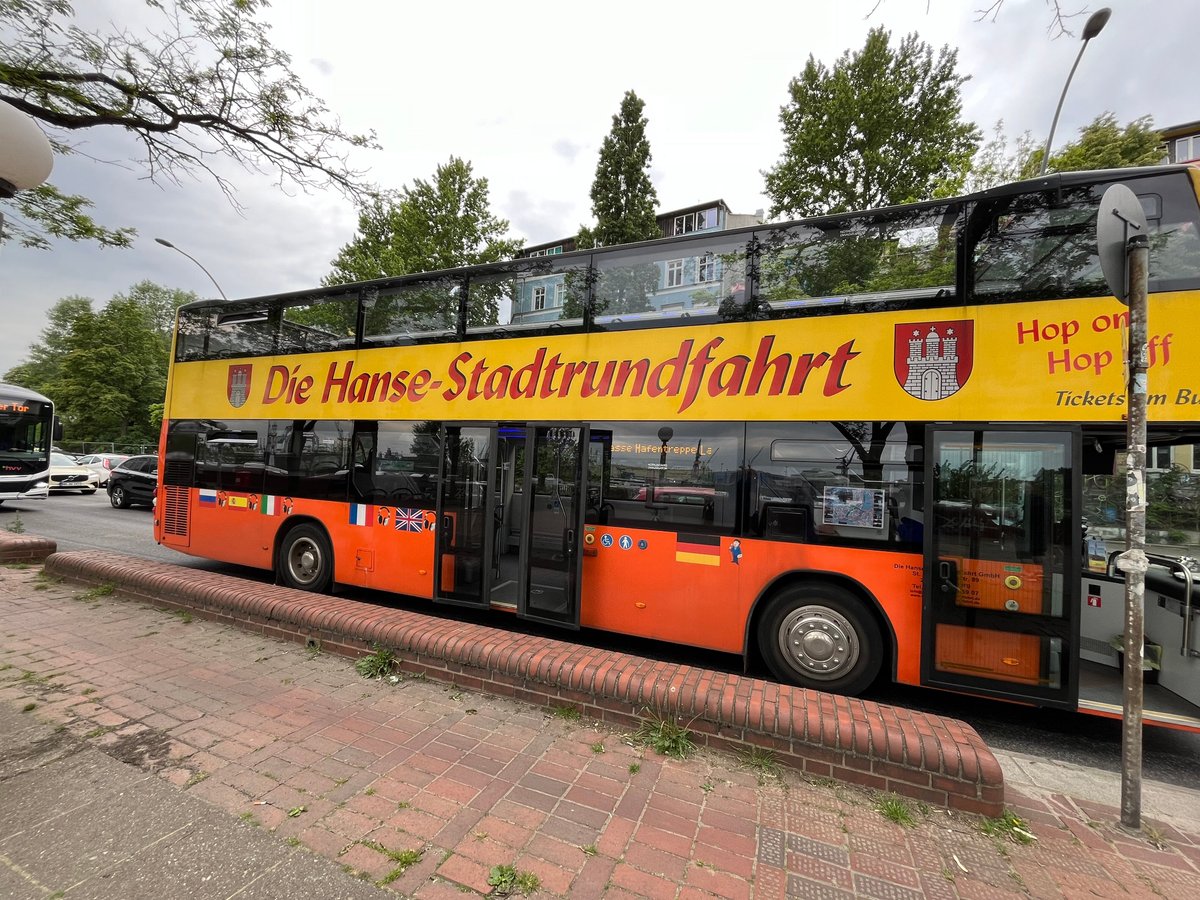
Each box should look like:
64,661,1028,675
675,551,720,567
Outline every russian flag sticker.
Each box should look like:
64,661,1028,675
349,503,372,526
198,489,217,506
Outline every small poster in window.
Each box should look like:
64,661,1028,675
822,486,885,529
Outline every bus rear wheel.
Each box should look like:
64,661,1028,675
278,524,333,593
757,583,882,696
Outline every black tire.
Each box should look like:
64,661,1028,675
109,485,130,508
277,523,333,593
757,583,883,696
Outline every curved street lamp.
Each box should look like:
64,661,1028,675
0,99,53,198
1040,7,1112,176
155,237,229,301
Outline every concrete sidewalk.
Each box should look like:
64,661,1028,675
2,563,1199,899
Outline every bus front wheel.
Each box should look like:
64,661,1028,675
757,583,882,696
278,524,333,593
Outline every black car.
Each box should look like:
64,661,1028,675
107,454,158,509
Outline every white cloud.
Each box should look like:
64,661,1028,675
2,0,1197,371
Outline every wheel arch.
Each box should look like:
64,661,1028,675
744,568,899,683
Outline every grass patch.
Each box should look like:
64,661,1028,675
285,836,301,847
75,583,116,602
740,746,782,784
550,704,581,720
5,513,25,533
632,711,696,759
360,842,423,886
582,844,597,856
590,741,605,754
355,645,395,680
172,609,193,624
628,762,641,775
876,794,917,827
980,809,1036,845
4,562,31,570
287,806,307,818
488,864,540,896
184,771,209,787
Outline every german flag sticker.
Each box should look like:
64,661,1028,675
676,533,721,566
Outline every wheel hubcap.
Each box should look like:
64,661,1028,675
777,605,861,681
289,540,320,584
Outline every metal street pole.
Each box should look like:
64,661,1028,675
1041,8,1111,176
1119,232,1150,830
155,237,229,301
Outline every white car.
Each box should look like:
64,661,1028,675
48,452,100,494
74,452,130,486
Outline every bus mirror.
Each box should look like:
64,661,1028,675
52,416,63,441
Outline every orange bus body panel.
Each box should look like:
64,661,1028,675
934,624,1043,686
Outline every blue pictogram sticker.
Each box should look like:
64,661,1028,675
637,539,648,550
618,535,633,550
600,533,613,548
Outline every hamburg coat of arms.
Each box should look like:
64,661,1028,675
893,320,974,401
227,364,252,409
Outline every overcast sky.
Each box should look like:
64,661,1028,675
2,0,1197,372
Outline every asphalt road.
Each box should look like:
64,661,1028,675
4,490,1197,789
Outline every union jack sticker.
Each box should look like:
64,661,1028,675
394,508,429,533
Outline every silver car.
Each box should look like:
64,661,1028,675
74,452,130,486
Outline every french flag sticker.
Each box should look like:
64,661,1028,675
349,503,372,526
198,489,217,506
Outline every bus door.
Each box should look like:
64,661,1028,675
506,425,588,628
434,425,495,608
922,427,1079,708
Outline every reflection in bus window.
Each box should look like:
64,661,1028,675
597,421,741,534
350,421,441,508
746,422,921,549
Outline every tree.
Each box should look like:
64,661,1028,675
5,282,196,444
576,91,660,250
764,27,979,218
324,157,522,328
0,0,377,249
1021,113,1164,179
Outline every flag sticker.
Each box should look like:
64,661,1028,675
675,533,721,566
198,489,217,506
260,495,279,515
394,508,429,533
349,503,372,526
226,495,250,510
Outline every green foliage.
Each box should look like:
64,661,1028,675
576,90,660,251
980,809,1036,844
0,0,377,248
875,794,917,827
324,157,521,327
354,645,395,680
5,282,195,445
765,27,979,218
487,864,540,896
1022,113,1163,179
633,711,696,760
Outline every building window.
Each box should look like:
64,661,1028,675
698,253,717,283
666,259,684,288
553,282,566,307
528,246,564,258
1149,446,1173,470
671,208,718,236
1176,135,1200,163
532,286,546,311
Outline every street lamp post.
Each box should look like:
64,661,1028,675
155,237,229,301
1040,8,1112,176
0,99,55,241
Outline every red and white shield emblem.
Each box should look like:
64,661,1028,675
894,320,973,401
227,364,252,408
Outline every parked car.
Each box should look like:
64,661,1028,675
107,455,158,509
48,452,100,494
75,452,130,486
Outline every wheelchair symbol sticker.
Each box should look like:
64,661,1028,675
618,535,633,550
600,534,613,548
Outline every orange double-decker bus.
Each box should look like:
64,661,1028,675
157,165,1200,729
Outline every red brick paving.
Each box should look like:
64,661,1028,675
2,562,1199,898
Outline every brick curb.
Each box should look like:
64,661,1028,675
43,548,1004,815
0,530,56,562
